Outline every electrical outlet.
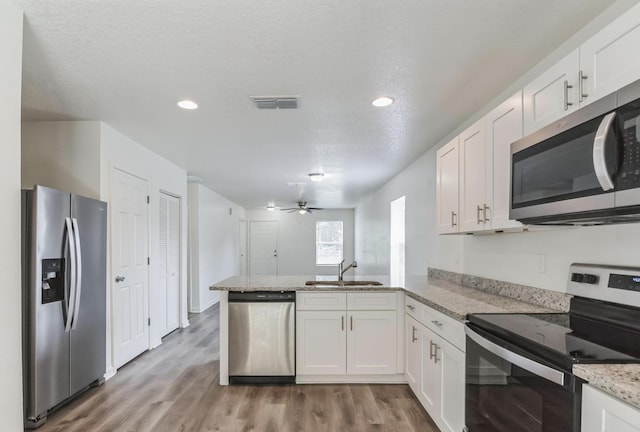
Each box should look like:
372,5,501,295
537,254,546,273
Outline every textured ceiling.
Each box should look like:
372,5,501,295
15,0,614,209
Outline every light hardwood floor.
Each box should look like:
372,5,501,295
37,305,438,432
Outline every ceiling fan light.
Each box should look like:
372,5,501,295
298,209,307,214
308,172,324,182
266,204,276,211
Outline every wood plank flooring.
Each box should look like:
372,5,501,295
37,305,438,432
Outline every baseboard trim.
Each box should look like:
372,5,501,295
295,373,406,384
104,367,117,381
189,298,219,314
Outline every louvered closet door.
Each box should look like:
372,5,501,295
159,192,180,337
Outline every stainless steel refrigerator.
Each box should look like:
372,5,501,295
22,185,107,428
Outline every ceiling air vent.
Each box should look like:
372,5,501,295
251,96,300,110
187,175,203,183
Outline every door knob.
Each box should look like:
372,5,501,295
115,276,125,283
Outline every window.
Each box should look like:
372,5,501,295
316,221,343,265
390,196,405,285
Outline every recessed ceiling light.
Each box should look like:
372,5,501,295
177,100,198,110
308,173,325,182
372,97,394,107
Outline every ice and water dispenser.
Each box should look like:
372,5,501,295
41,258,65,304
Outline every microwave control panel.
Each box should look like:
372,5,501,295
619,111,640,190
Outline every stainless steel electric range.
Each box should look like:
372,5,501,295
464,263,640,432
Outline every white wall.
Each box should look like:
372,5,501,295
355,0,640,293
99,123,189,364
0,1,24,430
22,120,190,377
356,149,462,277
22,121,101,197
188,183,245,312
246,208,355,276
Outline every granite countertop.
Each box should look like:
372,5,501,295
210,274,558,321
402,276,556,321
574,364,640,410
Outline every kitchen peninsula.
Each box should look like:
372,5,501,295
211,272,562,385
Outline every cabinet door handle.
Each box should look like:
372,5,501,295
476,205,483,224
412,326,417,343
579,70,588,103
451,211,457,227
564,80,573,111
342,315,344,331
350,316,353,331
434,344,440,364
431,320,444,328
483,204,490,222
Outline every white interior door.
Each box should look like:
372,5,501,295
111,168,149,368
159,192,180,337
239,219,247,276
249,220,278,275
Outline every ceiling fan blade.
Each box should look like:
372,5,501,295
280,208,297,211
307,207,324,211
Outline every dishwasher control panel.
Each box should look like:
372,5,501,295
228,291,295,302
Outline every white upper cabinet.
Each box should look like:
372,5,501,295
580,3,640,107
436,136,460,234
485,91,523,231
459,119,487,232
523,48,580,135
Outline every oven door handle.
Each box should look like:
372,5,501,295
592,111,616,191
465,326,566,386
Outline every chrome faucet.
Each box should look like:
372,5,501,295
338,259,358,281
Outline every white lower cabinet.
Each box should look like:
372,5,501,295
405,297,466,432
296,310,347,375
347,310,397,375
582,385,640,432
296,292,398,378
405,315,420,393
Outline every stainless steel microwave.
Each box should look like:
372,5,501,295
510,78,640,225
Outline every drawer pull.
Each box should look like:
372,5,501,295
431,320,444,328
406,304,415,311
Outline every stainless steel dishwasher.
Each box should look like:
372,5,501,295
228,291,295,384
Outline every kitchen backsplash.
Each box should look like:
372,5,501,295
428,268,571,312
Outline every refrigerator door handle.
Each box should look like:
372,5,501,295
64,217,77,333
71,218,82,330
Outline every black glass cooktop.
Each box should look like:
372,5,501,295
467,297,640,371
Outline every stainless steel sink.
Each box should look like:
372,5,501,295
305,280,383,286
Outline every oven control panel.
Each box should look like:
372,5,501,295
567,263,640,308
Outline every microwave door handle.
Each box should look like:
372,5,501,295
593,112,616,191
465,326,565,386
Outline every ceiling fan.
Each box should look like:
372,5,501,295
281,201,325,214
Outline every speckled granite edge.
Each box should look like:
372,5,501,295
428,268,571,312
574,364,640,410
